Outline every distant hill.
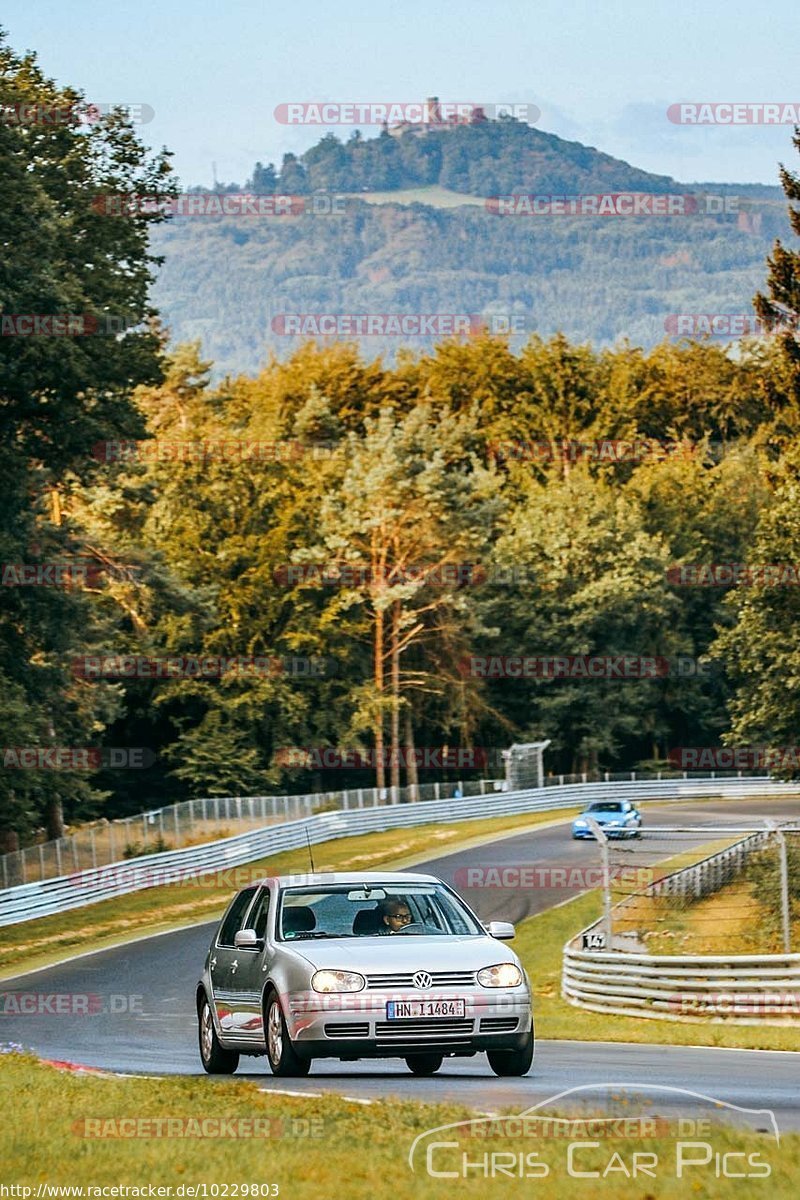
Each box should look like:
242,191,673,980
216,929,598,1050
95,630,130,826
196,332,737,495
242,119,680,198
149,122,789,377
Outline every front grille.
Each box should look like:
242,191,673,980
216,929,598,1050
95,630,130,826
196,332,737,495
365,971,475,989
375,1018,474,1040
324,1022,370,1039
479,1017,519,1032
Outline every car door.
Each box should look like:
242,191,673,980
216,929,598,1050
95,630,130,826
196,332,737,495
209,886,259,1035
226,885,273,1047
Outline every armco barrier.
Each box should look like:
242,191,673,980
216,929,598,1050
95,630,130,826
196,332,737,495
563,827,800,1024
2,776,798,928
562,946,800,1025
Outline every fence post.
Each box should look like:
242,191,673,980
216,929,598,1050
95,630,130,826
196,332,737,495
174,805,181,847
434,782,440,801
90,828,97,870
109,822,116,864
39,844,45,880
357,789,364,809
72,838,79,873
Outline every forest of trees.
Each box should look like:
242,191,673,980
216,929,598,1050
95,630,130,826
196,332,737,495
2,34,800,850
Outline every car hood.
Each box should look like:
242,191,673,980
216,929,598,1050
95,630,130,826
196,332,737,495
287,935,518,972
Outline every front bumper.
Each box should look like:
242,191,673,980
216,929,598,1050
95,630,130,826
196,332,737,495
284,989,533,1059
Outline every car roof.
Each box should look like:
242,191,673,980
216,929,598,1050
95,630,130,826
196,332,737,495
248,870,443,888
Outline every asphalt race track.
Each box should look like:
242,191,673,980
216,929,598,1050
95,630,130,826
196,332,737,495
2,796,799,1126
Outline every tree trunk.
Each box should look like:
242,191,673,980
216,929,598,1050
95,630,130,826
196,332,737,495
45,714,65,839
374,604,385,790
45,795,65,841
389,601,401,795
0,827,19,854
404,710,419,801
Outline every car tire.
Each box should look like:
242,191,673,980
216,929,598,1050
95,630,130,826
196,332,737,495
265,992,311,1077
199,996,239,1075
405,1054,444,1075
487,1030,534,1077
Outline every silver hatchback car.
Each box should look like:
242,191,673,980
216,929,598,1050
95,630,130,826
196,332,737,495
197,871,533,1078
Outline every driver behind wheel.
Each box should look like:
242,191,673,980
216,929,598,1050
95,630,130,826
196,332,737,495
378,898,413,933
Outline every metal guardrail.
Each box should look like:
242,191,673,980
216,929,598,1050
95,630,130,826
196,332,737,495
646,830,771,902
0,776,501,888
2,775,798,928
563,827,800,1024
0,766,774,889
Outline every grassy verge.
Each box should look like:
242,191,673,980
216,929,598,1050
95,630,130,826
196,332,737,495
626,878,798,955
0,808,580,979
0,1052,797,1198
516,840,800,1051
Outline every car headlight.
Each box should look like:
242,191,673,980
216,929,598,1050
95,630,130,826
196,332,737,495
574,819,587,827
477,963,523,988
311,970,365,993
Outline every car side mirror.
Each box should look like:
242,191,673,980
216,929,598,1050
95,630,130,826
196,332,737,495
234,928,263,950
485,921,515,940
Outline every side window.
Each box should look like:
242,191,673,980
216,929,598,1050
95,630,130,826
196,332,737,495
218,887,258,947
249,889,271,940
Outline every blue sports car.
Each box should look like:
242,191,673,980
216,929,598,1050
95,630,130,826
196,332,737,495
572,799,642,839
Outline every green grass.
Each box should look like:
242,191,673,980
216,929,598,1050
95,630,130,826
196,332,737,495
1,1052,798,1198
0,808,580,979
516,846,800,1051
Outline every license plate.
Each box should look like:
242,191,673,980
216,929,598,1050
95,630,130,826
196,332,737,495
386,999,466,1019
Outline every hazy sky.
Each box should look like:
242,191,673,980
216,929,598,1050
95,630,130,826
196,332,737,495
4,0,799,186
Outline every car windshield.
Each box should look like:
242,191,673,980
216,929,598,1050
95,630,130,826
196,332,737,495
586,802,624,812
277,883,484,940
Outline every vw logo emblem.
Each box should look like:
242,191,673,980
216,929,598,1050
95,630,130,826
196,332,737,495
413,971,433,990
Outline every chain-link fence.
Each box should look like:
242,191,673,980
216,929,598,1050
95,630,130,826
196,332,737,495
0,777,502,888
